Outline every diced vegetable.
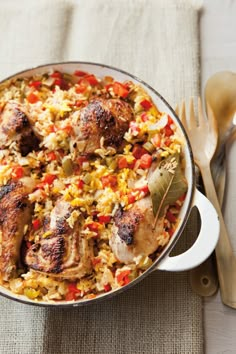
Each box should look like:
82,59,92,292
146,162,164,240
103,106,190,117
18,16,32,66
43,174,57,185
164,125,173,137
117,270,131,286
92,257,101,266
24,288,40,299
166,211,177,223
118,157,136,169
50,71,62,78
139,154,152,169
77,179,84,189
12,165,24,179
143,141,156,153
104,284,112,292
112,82,129,98
47,151,57,161
32,219,41,231
62,158,73,176
140,99,152,110
29,81,41,89
98,215,111,224
27,92,39,103
132,145,147,159
87,222,100,232
101,175,117,188
74,70,88,77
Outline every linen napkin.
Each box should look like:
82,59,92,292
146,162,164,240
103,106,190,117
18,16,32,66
0,1,202,353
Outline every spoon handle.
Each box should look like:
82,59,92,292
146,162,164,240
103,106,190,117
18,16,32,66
201,164,236,308
189,168,219,297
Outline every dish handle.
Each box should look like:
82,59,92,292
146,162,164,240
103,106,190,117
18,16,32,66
155,189,219,272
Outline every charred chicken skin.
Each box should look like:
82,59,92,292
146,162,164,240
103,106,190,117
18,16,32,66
24,201,93,278
0,180,34,281
75,98,134,154
0,102,40,156
109,196,165,264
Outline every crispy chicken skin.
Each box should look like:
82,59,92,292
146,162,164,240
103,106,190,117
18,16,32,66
75,98,134,153
109,196,165,263
0,102,40,156
25,201,93,278
0,180,34,281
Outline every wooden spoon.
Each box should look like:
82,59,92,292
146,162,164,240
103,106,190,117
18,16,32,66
204,71,236,308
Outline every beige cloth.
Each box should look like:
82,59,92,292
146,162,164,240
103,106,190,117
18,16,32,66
0,0,202,353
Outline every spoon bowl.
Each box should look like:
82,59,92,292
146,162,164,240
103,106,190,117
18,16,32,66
205,71,236,151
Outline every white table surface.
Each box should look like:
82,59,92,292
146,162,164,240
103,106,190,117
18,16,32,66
201,0,236,353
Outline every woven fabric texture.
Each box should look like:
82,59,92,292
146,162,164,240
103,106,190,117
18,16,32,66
0,1,202,353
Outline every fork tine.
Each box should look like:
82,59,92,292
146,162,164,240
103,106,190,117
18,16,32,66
197,97,206,127
189,97,197,130
179,101,187,130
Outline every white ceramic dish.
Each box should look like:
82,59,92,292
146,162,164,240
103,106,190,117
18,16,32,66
0,62,220,307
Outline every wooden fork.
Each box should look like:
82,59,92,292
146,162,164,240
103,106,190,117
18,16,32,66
177,98,236,308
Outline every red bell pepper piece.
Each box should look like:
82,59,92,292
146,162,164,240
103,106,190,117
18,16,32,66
87,222,100,232
166,211,177,223
132,145,147,159
140,99,152,110
118,157,136,169
50,71,62,78
77,179,84,189
27,92,39,104
164,125,173,137
167,115,174,125
47,151,57,161
79,74,98,86
66,282,81,301
134,185,149,196
127,193,136,204
74,70,88,77
29,81,41,89
98,215,111,224
75,84,87,94
104,284,112,292
101,175,117,188
112,82,129,98
140,112,149,122
117,270,131,286
43,174,57,185
92,257,101,266
139,154,152,169
12,165,24,179
32,219,41,230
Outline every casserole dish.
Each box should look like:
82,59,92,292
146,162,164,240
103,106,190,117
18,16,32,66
0,62,219,306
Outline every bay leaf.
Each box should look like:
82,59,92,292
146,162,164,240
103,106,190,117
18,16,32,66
148,153,187,222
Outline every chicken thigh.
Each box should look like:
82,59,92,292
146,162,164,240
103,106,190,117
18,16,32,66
0,180,34,281
75,98,134,154
109,196,165,264
25,200,93,278
0,101,40,156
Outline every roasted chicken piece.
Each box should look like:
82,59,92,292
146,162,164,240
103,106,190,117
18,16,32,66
0,180,34,281
75,98,134,153
0,101,40,156
109,196,165,264
25,201,93,278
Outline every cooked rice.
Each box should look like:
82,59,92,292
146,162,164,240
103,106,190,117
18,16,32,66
0,69,187,302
